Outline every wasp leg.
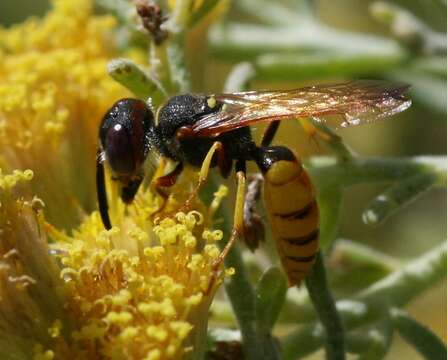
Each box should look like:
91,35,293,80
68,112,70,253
217,144,232,178
96,149,112,230
151,157,168,187
236,120,279,246
175,141,223,214
151,162,184,216
308,116,354,159
206,169,246,294
243,173,265,251
154,162,184,188
299,117,334,146
261,120,280,147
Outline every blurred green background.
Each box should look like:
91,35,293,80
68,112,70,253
1,1,446,359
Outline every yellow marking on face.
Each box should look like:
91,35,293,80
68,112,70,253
207,96,217,109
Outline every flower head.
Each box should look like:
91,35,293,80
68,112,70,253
0,1,231,359
1,166,229,359
0,0,127,228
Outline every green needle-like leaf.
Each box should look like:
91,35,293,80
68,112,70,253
255,267,288,333
391,309,447,359
363,172,439,225
108,58,166,106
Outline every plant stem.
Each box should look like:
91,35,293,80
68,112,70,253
333,239,401,274
209,22,404,62
358,241,447,308
211,175,280,360
253,51,405,81
282,241,447,358
307,156,445,189
305,251,346,360
167,38,191,93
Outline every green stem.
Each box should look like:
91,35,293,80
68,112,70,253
209,22,404,62
219,242,260,358
358,241,447,308
253,51,406,81
211,175,280,360
305,252,345,360
332,239,401,274
307,156,445,189
150,42,175,94
167,38,191,93
317,185,343,249
282,241,447,356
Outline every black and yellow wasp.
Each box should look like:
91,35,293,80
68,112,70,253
96,80,411,285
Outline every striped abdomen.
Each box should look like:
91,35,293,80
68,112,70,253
263,155,319,286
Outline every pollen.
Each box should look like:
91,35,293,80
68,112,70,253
0,0,122,152
42,178,231,359
0,0,130,228
0,1,233,358
0,168,33,190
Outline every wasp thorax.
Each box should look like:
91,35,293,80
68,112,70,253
99,98,155,177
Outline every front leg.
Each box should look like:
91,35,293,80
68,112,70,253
156,141,224,219
153,162,184,188
177,141,224,214
243,173,265,251
206,169,247,294
152,161,184,216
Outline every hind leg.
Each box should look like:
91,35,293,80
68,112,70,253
174,141,224,214
206,168,246,294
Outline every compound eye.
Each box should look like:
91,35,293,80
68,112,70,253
105,122,136,175
100,98,154,177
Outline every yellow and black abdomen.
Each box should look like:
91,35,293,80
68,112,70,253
262,153,319,286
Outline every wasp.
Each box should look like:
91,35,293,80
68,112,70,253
96,80,411,286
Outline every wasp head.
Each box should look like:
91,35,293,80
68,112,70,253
98,98,157,203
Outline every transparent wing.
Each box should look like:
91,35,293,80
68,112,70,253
191,80,411,137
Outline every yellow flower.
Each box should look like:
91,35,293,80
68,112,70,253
0,0,127,228
1,168,229,359
0,1,231,359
